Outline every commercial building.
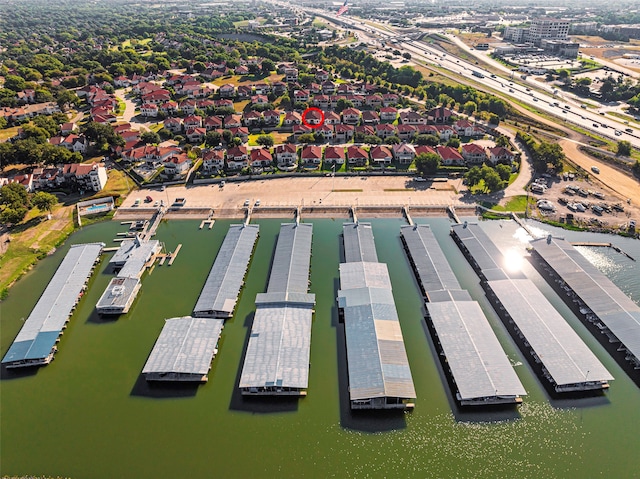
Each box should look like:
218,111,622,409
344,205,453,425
2,243,104,368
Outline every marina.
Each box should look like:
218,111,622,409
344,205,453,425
451,223,614,393
2,243,104,368
239,222,315,396
338,222,416,409
141,316,224,382
530,236,640,380
193,224,260,319
401,224,526,405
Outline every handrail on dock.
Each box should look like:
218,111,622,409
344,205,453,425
571,242,636,261
446,205,460,224
351,206,358,224
403,206,414,226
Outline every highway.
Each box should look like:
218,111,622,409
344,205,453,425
304,6,640,150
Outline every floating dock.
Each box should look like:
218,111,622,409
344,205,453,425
401,224,526,405
142,316,224,382
2,243,104,368
96,236,161,316
451,223,613,394
239,223,315,396
193,224,260,319
530,236,640,377
338,222,416,410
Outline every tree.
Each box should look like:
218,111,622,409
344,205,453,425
488,113,500,126
0,182,30,209
335,98,353,113
261,59,275,74
617,140,632,157
32,191,57,213
363,135,382,145
385,136,401,145
83,122,123,149
495,135,510,147
56,90,80,111
446,137,460,148
414,152,441,176
298,133,316,144
205,131,222,147
463,101,477,115
256,134,274,147
495,164,512,182
140,130,161,144
483,167,505,193
414,134,439,146
0,206,27,225
402,52,412,60
158,128,174,141
465,166,482,187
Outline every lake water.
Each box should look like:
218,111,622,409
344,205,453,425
1,217,639,478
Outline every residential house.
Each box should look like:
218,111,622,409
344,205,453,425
382,93,400,107
321,81,336,95
436,145,465,166
414,145,438,157
301,145,322,168
380,107,398,122
186,127,207,143
251,94,269,105
396,124,418,141
427,106,454,124
293,90,310,103
49,134,88,153
309,83,322,95
224,114,243,129
243,111,263,127
272,81,287,96
253,83,271,95
214,99,234,110
236,85,253,99
0,173,34,192
362,110,380,125
324,146,345,165
461,143,488,165
60,122,77,135
370,145,393,165
392,143,416,164
274,144,298,169
180,99,197,115
32,167,64,190
355,125,375,138
62,163,107,192
335,124,355,142
140,103,159,117
285,67,299,82
164,117,184,133
454,119,483,138
142,90,171,105
204,116,223,131
399,111,426,125
342,108,362,125
313,95,331,110
183,115,203,129
202,149,225,173
235,65,250,75
163,154,191,177
219,84,236,98
324,111,341,125
304,109,323,126
292,124,312,140
435,124,456,141
229,127,249,143
250,148,273,169
284,112,302,126
318,124,335,141
375,123,396,139
486,146,515,165
159,101,179,116
226,145,249,170
315,70,330,82
365,94,383,108
346,145,368,167
263,110,282,126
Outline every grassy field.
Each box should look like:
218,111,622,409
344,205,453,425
211,73,283,88
247,132,291,146
489,195,532,212
0,204,75,298
0,126,20,142
91,169,134,204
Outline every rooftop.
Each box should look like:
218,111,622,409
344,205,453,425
342,222,378,263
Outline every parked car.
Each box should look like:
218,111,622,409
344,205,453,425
145,196,153,202
591,166,600,174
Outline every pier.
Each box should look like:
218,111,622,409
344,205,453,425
403,206,413,226
350,206,358,224
142,208,165,240
511,212,537,238
571,242,636,261
446,205,460,224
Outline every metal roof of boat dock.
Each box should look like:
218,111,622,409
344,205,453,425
142,316,224,376
338,261,416,401
343,222,378,263
266,223,313,294
116,239,160,279
193,224,259,318
3,243,104,365
530,236,640,363
401,224,462,293
426,299,527,401
95,276,140,313
489,277,613,386
239,223,315,391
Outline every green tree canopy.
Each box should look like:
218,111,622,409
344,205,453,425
414,152,441,177
32,191,58,213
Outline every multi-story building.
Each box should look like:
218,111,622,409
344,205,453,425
528,17,570,44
